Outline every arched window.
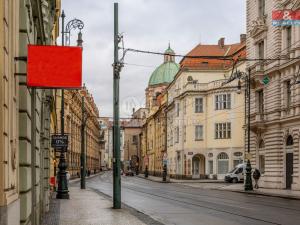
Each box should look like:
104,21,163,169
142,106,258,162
218,152,229,160
286,135,293,146
217,152,229,174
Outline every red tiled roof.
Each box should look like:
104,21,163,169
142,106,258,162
180,42,246,70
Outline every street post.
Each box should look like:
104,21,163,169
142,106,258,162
81,96,86,189
56,10,70,199
113,2,121,209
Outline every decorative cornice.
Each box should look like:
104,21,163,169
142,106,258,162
249,16,268,38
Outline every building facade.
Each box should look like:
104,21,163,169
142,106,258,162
0,0,61,225
247,0,300,189
142,45,179,175
99,118,125,169
123,108,147,173
166,37,246,179
53,87,101,179
144,94,168,176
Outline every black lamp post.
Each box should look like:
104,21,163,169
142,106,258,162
236,68,253,191
56,10,84,199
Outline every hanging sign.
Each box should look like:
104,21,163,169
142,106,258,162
27,45,82,88
51,135,69,148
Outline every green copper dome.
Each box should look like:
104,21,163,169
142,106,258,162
148,45,179,86
148,62,179,86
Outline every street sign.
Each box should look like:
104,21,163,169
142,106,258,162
51,135,68,148
262,76,270,85
188,152,193,155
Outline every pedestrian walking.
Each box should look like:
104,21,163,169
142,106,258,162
253,168,261,189
66,171,70,186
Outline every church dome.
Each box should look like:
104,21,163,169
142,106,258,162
148,45,179,86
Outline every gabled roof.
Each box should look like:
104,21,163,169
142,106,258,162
180,42,246,70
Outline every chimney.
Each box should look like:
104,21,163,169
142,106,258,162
132,107,135,115
240,34,246,43
218,37,225,48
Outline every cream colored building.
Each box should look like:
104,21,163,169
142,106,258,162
123,108,147,172
247,0,300,189
0,0,61,225
99,118,126,169
57,87,101,178
142,46,179,175
143,94,167,176
167,37,246,179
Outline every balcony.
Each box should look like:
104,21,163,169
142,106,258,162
250,112,266,133
182,79,232,94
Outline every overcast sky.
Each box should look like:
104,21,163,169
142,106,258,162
61,0,246,117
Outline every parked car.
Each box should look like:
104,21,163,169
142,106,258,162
224,163,245,183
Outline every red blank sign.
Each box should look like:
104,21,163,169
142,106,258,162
27,45,82,88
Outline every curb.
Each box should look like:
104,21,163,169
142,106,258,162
137,175,300,200
136,174,224,184
136,175,171,183
90,187,165,225
69,172,103,184
214,188,300,201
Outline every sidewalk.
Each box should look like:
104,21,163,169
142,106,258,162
137,174,300,200
42,186,147,225
218,183,300,200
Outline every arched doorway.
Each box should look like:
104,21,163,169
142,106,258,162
217,152,229,175
192,154,205,179
286,135,293,189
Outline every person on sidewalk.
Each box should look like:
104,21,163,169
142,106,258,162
253,168,261,189
66,171,70,185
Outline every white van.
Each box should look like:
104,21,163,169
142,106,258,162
224,163,245,183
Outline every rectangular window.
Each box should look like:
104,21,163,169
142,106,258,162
287,26,292,50
215,94,231,110
170,130,173,146
195,98,203,113
215,123,231,139
176,103,180,117
286,80,291,107
257,90,264,114
259,155,265,174
195,125,203,140
258,0,265,17
258,41,264,59
184,125,186,142
233,160,241,168
132,135,137,144
208,160,213,174
175,127,179,143
183,99,187,115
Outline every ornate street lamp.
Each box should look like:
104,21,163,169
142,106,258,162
56,10,84,199
235,69,253,191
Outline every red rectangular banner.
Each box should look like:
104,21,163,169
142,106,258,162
27,45,82,88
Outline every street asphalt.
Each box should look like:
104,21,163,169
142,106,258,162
87,171,300,225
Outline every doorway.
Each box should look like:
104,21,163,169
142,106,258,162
192,154,205,178
286,135,293,189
